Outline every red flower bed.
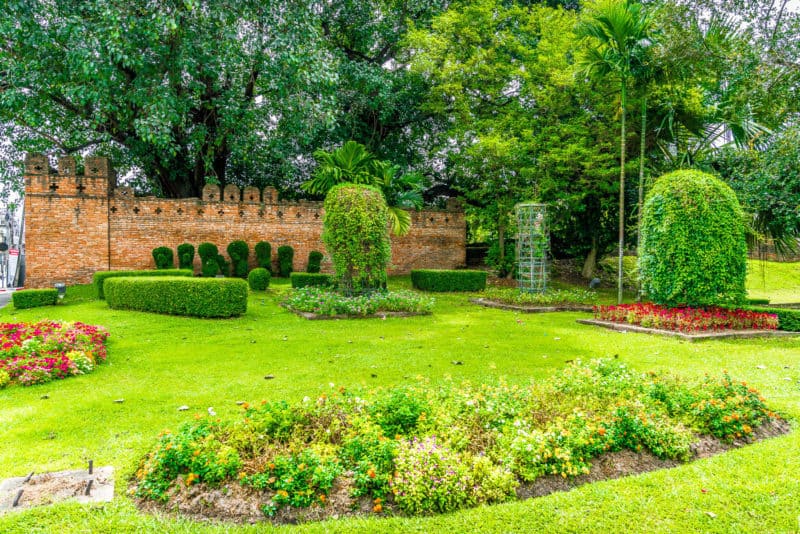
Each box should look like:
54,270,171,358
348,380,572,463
593,303,778,333
0,321,110,386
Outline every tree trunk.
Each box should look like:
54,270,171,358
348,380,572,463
617,79,627,305
582,235,598,279
636,95,646,301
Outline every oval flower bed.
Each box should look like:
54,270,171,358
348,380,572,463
132,360,785,524
594,303,778,332
281,287,434,318
0,321,110,387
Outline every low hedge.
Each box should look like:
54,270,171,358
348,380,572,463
93,269,193,299
411,269,487,292
104,277,248,318
12,289,58,309
291,273,333,289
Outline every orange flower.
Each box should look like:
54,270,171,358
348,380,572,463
597,427,606,436
277,490,289,498
319,494,326,503
367,468,376,479
242,402,250,410
193,450,201,457
373,504,383,513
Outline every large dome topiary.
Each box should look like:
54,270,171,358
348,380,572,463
639,169,747,307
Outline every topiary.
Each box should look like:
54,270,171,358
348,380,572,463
198,243,219,277
177,243,195,270
152,246,174,269
277,245,294,277
248,268,270,291
639,169,747,307
307,250,323,273
322,184,390,295
254,241,272,272
227,240,250,278
202,258,220,278
216,254,230,277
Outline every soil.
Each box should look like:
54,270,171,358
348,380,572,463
132,418,791,526
471,298,594,313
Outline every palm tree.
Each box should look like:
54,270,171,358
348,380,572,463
577,0,653,304
302,141,425,236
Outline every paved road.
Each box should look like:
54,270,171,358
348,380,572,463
0,291,12,309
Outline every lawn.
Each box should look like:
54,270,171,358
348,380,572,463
0,266,799,533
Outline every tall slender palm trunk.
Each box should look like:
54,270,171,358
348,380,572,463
617,80,627,305
636,95,647,301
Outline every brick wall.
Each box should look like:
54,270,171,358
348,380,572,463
23,154,466,288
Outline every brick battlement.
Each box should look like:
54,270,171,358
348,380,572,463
24,154,466,287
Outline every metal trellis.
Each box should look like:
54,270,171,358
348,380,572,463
516,203,549,293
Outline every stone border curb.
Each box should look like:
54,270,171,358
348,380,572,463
576,318,799,342
470,298,594,313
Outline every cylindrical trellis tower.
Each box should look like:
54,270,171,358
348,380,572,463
515,203,549,293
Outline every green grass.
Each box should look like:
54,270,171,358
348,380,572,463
0,271,799,533
746,260,800,304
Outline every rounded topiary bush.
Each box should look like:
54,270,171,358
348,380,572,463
639,170,747,307
254,241,272,272
277,245,294,277
227,240,250,278
307,250,323,273
198,243,220,277
177,243,195,270
248,267,270,291
322,184,390,294
152,246,174,269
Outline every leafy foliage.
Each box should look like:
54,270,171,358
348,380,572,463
177,244,195,271
11,289,58,309
247,268,270,291
226,241,250,279
322,184,390,294
92,269,192,299
254,242,272,272
290,273,333,289
282,287,433,316
410,270,486,292
277,246,294,278
307,251,324,273
639,170,747,306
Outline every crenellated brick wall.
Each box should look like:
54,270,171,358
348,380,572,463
23,154,466,288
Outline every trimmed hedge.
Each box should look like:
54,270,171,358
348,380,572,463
290,273,333,289
12,289,58,309
277,245,294,277
248,268,271,291
152,246,174,269
411,270,487,292
93,269,193,299
177,243,195,270
307,250,323,273
254,241,272,272
227,240,250,278
746,298,771,305
104,277,248,318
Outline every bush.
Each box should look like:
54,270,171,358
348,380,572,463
483,287,597,306
177,243,195,270
0,369,9,389
104,277,248,318
290,273,333,289
639,170,747,307
93,269,192,299
411,269,487,292
248,268,270,291
738,305,800,332
151,246,174,269
254,241,272,272
216,254,230,277
198,242,218,263
307,250,323,273
227,240,250,278
598,255,638,289
322,184,390,294
282,287,434,316
277,245,294,277
12,289,58,309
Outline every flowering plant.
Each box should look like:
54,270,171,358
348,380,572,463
282,287,434,316
594,303,778,332
0,321,109,386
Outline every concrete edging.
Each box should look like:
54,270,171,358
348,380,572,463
576,318,799,342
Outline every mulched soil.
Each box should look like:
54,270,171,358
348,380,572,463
133,418,791,526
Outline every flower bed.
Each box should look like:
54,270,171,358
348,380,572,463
482,288,598,307
0,321,110,386
282,287,434,317
594,303,778,333
133,360,783,524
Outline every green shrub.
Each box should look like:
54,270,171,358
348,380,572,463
151,246,174,269
483,287,597,306
215,254,230,277
290,273,333,289
598,255,638,289
739,305,800,332
227,240,250,278
198,242,218,262
369,388,431,437
0,369,10,389
93,269,192,299
322,184,390,294
411,269,487,292
283,287,434,316
277,245,294,277
254,241,272,272
307,250,323,273
639,170,747,307
12,289,57,309
247,268,270,291
104,277,248,318
746,298,770,305
177,243,195,270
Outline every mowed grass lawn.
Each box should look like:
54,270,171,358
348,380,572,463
1,265,799,533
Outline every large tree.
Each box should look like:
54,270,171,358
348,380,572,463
0,0,335,197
